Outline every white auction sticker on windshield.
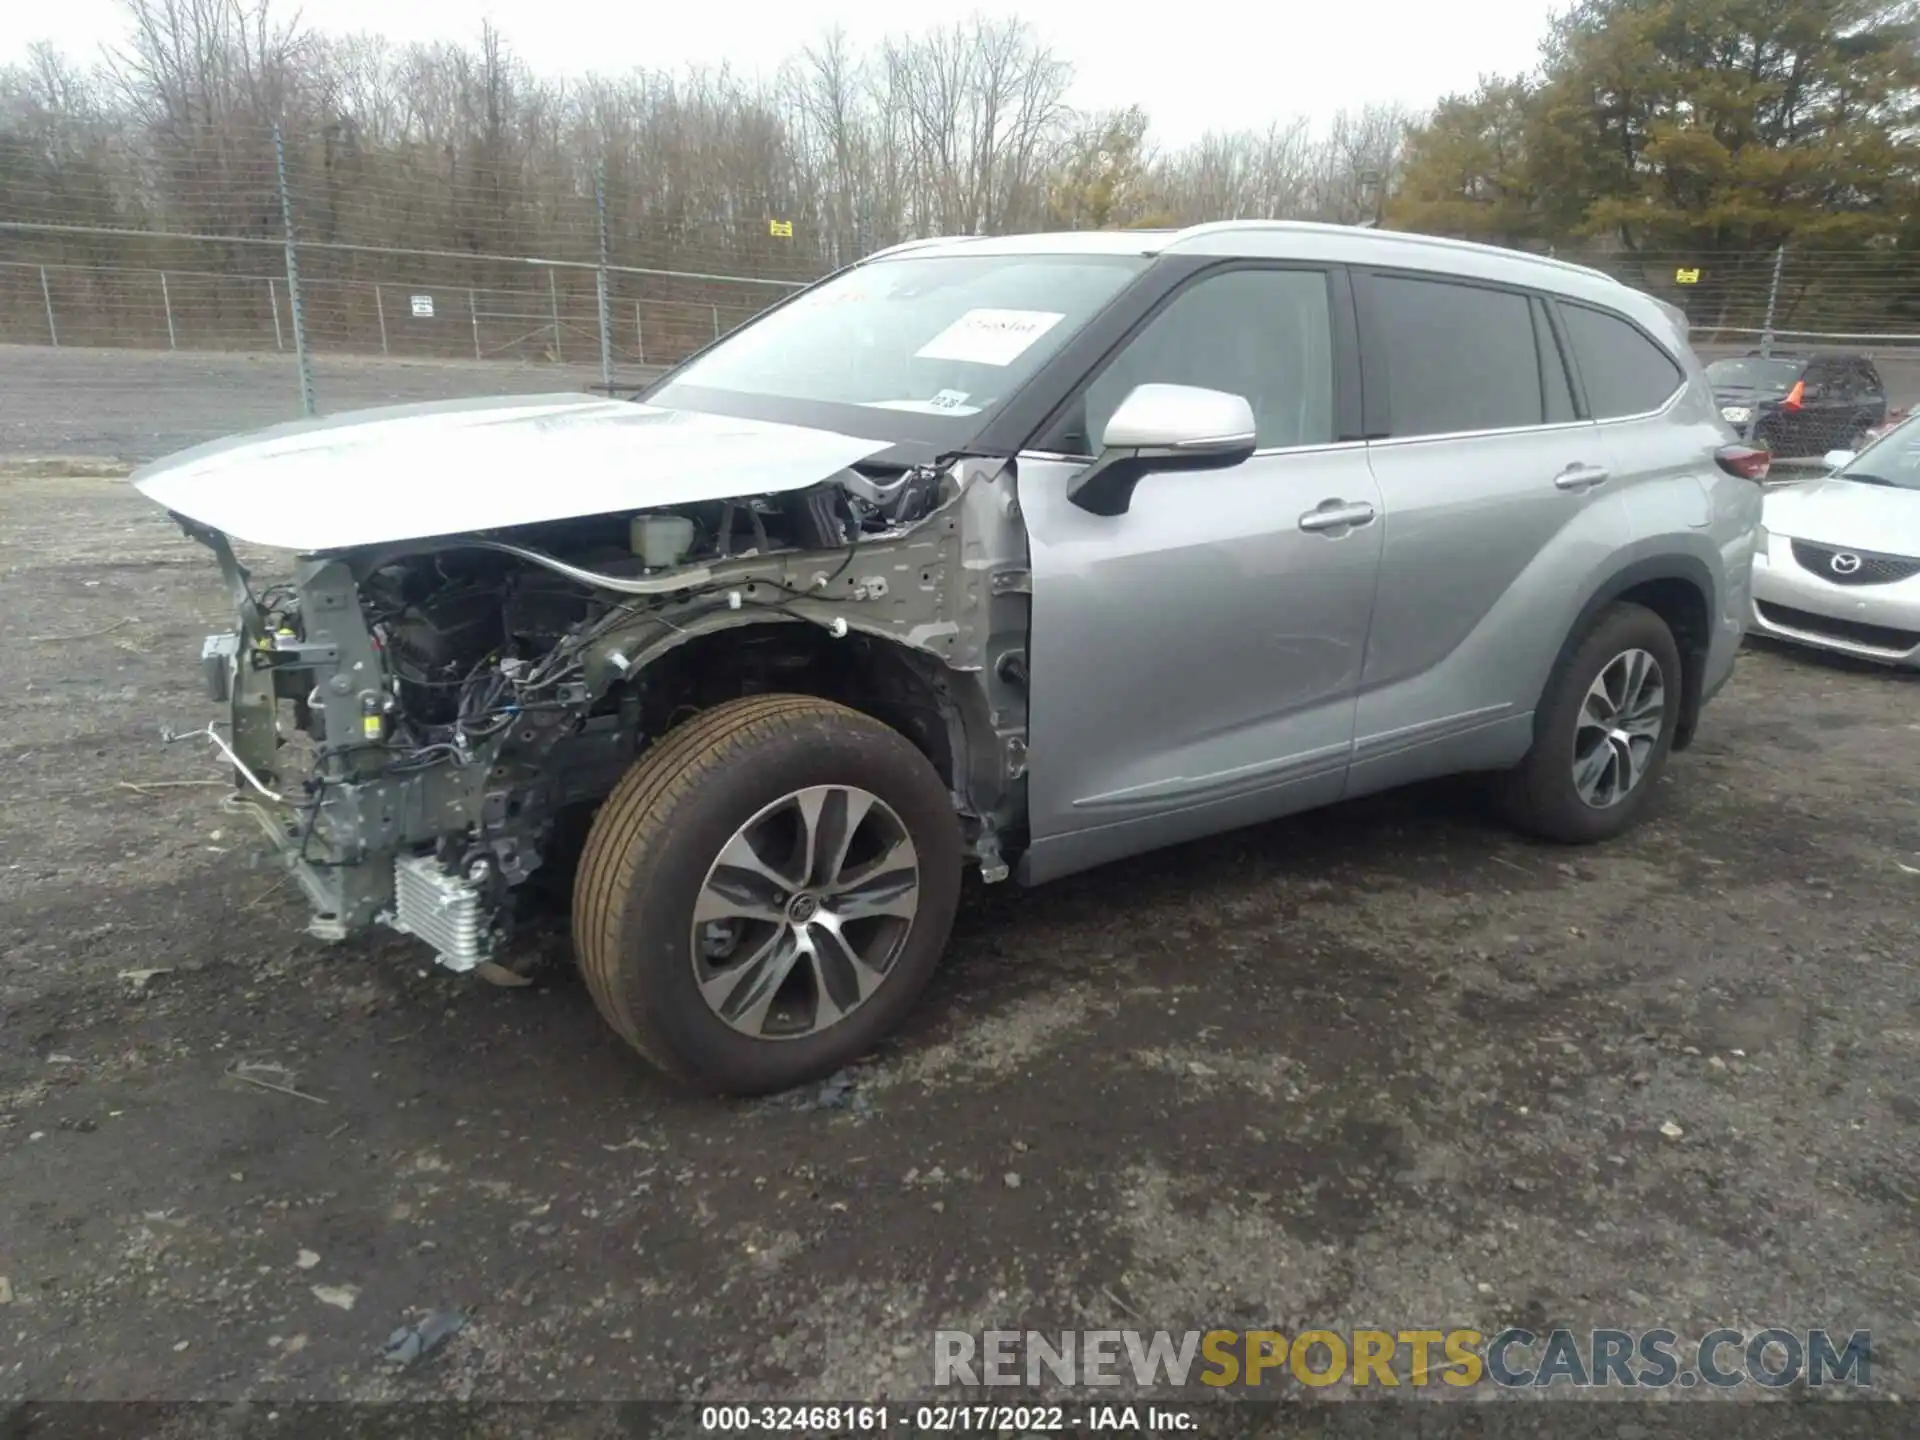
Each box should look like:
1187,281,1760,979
915,309,1065,367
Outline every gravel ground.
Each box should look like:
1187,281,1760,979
2,470,1918,1417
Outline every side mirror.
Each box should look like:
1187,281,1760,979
1066,383,1257,516
1823,449,1856,471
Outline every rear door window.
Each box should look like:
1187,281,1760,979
1364,274,1544,438
1559,304,1685,419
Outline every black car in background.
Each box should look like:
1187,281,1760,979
1706,352,1888,457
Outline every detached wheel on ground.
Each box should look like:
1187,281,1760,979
573,694,962,1095
1495,601,1683,844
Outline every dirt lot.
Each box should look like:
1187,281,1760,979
2,467,1918,1414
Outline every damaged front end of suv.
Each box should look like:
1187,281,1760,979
143,242,1164,1093
145,393,1032,995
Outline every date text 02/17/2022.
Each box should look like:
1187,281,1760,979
697,1404,1198,1432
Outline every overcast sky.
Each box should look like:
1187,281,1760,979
2,0,1556,145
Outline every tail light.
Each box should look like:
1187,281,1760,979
1781,380,1805,411
1716,444,1771,481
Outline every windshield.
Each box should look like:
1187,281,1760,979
1706,357,1802,392
1835,416,1920,491
649,252,1148,441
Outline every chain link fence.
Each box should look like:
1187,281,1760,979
0,238,812,410
0,257,793,365
11,159,1920,418
1549,243,1920,354
0,129,829,413
1558,244,1920,419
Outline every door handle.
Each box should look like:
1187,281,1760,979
1553,463,1611,491
1298,500,1377,534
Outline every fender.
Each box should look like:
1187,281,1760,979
586,610,1008,829
1544,553,1719,753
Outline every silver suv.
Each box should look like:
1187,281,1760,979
140,221,1763,1094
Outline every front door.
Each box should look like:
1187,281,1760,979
1017,264,1383,884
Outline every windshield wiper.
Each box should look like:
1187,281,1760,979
1837,473,1903,488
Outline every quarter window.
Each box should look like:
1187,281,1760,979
1057,268,1337,454
1559,303,1685,419
1367,274,1545,438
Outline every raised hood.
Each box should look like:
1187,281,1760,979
132,393,893,553
1764,477,1920,557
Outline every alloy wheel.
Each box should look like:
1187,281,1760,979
1571,648,1666,809
690,785,920,1040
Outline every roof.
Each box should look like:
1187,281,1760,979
864,220,1617,279
858,220,1656,325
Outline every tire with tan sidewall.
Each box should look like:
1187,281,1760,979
573,694,962,1095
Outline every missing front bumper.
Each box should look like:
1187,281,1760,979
387,852,494,973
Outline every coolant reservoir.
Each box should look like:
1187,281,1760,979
630,513,696,569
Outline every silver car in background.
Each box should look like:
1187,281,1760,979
138,220,1764,1095
1752,419,1920,666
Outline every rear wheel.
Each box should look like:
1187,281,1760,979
1494,602,1682,844
573,694,962,1095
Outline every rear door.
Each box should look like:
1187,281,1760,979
1347,270,1624,797
1554,298,1700,523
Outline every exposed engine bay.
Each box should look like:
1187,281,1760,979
173,453,1032,974
357,468,945,751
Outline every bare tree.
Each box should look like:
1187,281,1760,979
2,5,1439,356
1149,121,1317,222
1306,103,1414,224
0,43,124,228
881,18,1071,236
101,0,310,236
786,29,876,264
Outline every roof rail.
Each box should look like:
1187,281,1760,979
859,234,979,264
1162,219,1621,285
